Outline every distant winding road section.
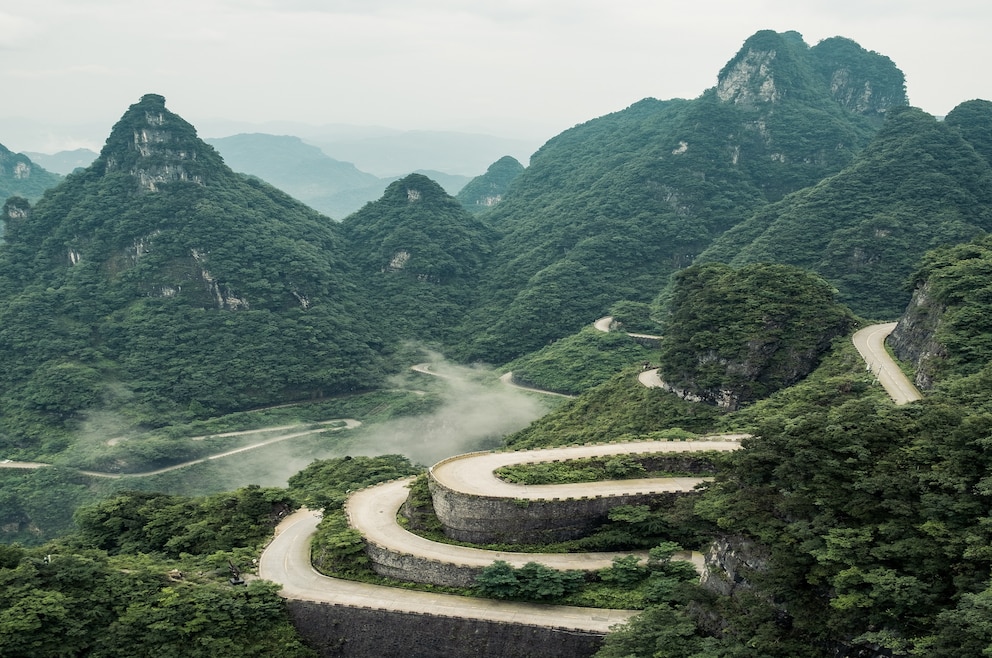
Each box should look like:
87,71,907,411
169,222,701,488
0,420,361,477
852,323,922,405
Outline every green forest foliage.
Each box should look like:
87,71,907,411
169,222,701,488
659,262,855,408
0,455,420,656
703,104,992,318
0,145,62,206
341,173,497,346
454,30,902,363
0,95,385,454
504,327,658,395
73,485,294,556
455,155,525,213
504,368,722,450
0,481,314,658
908,235,992,381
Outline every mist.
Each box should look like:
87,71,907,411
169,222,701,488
116,355,556,494
342,357,553,467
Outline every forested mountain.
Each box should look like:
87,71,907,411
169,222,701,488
455,155,525,213
0,94,383,455
0,144,61,204
701,103,992,318
5,27,992,658
452,30,907,363
659,262,854,408
341,173,496,344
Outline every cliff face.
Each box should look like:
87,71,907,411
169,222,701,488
889,281,947,391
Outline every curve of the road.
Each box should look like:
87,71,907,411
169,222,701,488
852,322,922,405
258,508,634,633
0,419,361,477
263,432,746,632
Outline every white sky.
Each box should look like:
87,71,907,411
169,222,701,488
2,0,990,152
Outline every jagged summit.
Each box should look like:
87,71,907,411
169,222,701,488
715,30,906,117
715,30,809,106
95,93,225,192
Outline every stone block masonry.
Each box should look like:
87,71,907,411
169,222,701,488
287,600,605,658
428,472,680,543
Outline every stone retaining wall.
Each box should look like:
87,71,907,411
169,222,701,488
428,472,679,543
363,540,482,587
287,600,606,658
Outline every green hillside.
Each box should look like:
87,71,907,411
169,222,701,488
702,104,992,318
454,30,905,364
456,155,525,213
4,27,992,657
0,94,383,456
658,262,855,408
341,173,497,345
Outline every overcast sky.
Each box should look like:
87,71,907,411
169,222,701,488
2,0,990,152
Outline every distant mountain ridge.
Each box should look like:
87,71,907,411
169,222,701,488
21,148,98,175
0,144,62,204
206,133,473,219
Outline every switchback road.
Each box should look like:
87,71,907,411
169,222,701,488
258,508,636,633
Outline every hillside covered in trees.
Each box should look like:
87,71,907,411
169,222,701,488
3,28,992,657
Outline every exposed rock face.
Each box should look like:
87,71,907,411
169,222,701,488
889,281,947,390
716,48,780,106
100,94,211,192
811,36,908,117
701,534,770,598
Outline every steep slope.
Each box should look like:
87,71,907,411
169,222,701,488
205,133,382,218
456,155,525,213
658,262,855,409
455,30,906,364
0,94,382,455
890,234,992,391
341,173,496,345
702,104,992,318
0,143,62,204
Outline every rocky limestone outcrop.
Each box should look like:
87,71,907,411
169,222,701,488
100,94,210,192
889,280,947,390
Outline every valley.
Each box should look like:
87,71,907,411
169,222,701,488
3,27,992,658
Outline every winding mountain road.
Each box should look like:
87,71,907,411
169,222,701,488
258,508,635,633
852,322,922,405
258,321,921,635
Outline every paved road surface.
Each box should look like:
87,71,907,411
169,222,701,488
638,369,665,388
852,323,922,405
498,372,575,398
593,316,662,341
347,477,703,571
430,437,746,499
258,508,636,633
